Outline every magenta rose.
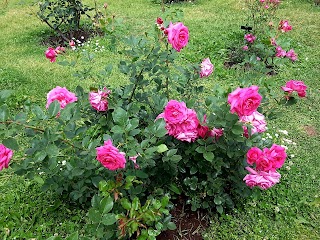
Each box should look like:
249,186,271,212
210,128,224,141
45,47,57,62
96,139,126,171
263,144,287,169
240,111,267,137
281,80,307,98
166,22,189,52
246,147,263,165
275,46,286,58
164,100,188,124
89,88,111,111
0,144,13,171
256,155,273,171
46,86,77,110
200,58,214,78
228,85,262,117
286,49,298,62
279,20,292,33
244,34,256,43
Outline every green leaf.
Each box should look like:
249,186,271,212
101,213,117,226
132,197,140,211
167,222,176,230
33,176,44,185
216,205,223,214
112,107,128,125
0,90,13,103
3,137,19,151
231,124,244,135
168,184,181,194
48,100,61,118
121,198,131,210
157,144,168,153
32,105,46,120
65,231,79,240
100,197,114,213
214,196,223,205
87,209,102,223
0,104,9,121
203,152,214,162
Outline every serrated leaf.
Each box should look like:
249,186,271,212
3,137,19,151
157,144,168,153
48,100,61,118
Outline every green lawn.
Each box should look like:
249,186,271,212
0,0,319,239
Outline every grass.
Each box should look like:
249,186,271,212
0,0,320,239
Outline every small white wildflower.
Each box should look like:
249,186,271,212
39,172,44,175
76,40,81,44
61,160,66,166
81,36,84,39
285,166,291,170
290,154,295,158
275,133,279,138
292,142,297,146
60,168,63,171
281,145,288,150
274,206,280,213
278,130,288,135
262,138,266,141
288,161,294,166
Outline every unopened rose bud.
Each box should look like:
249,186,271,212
156,17,164,25
164,29,168,35
160,26,165,31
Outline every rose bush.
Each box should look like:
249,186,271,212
0,9,307,239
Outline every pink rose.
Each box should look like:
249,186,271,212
197,124,210,139
96,139,126,171
263,144,287,169
243,173,258,188
244,34,256,43
246,147,263,165
45,47,57,62
286,49,298,61
281,80,307,98
46,86,77,110
200,58,214,78
0,144,13,171
89,88,111,111
260,170,281,185
243,167,281,189
242,45,249,51
256,155,273,171
55,46,65,54
240,111,267,137
279,20,292,33
228,85,262,117
275,46,286,58
129,155,139,169
164,100,188,124
166,22,189,52
210,128,224,140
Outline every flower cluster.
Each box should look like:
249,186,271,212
244,34,256,43
244,144,287,189
0,144,13,171
96,140,126,171
89,88,111,111
275,46,298,61
46,86,78,110
278,20,292,33
45,46,65,62
200,58,214,78
281,80,307,98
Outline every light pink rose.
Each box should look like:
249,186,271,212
281,80,307,98
164,100,188,124
210,128,224,140
246,147,263,165
264,5,269,9
0,144,13,171
240,111,267,137
89,88,111,111
263,144,287,169
45,47,57,62
275,46,286,58
200,58,214,78
243,167,281,189
242,45,249,51
227,85,262,117
55,46,65,54
46,86,77,110
244,34,256,43
129,155,139,169
96,139,126,171
286,49,298,61
279,20,292,33
166,22,189,52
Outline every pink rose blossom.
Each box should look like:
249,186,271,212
243,167,281,190
45,47,57,62
129,155,139,169
242,45,249,51
256,155,274,171
164,100,188,124
0,144,13,171
200,58,214,78
263,144,287,169
240,111,267,137
281,80,307,98
264,5,269,9
96,140,126,171
228,85,262,117
210,128,224,140
46,86,77,110
279,20,292,32
89,88,111,111
286,49,298,61
55,46,65,54
275,46,286,57
246,147,263,165
166,22,189,52
244,34,256,43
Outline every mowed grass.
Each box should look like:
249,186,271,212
0,0,319,239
